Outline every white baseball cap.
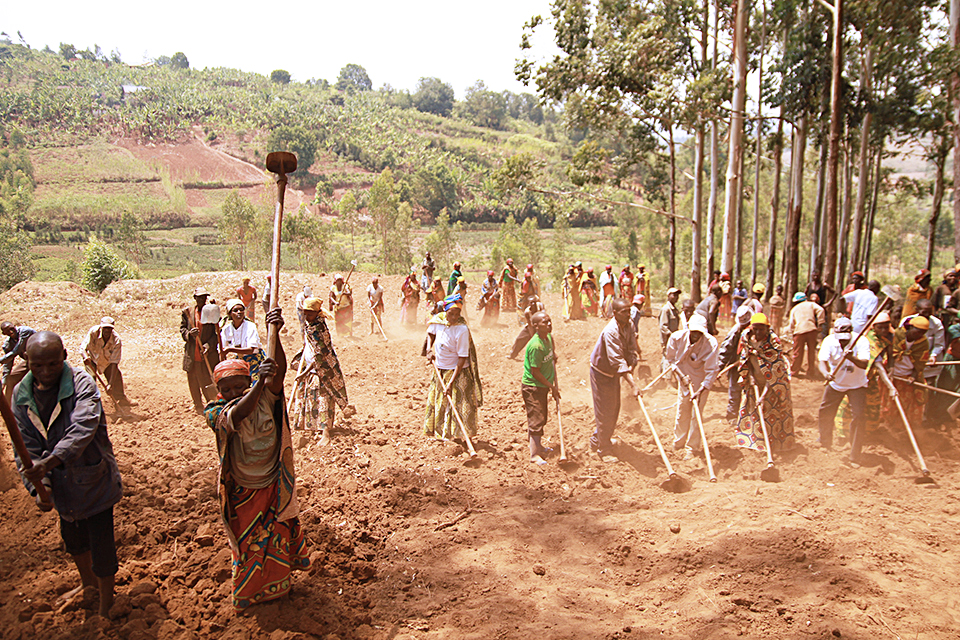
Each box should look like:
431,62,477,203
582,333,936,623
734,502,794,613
688,314,708,334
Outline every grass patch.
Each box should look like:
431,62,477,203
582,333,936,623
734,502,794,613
31,143,159,184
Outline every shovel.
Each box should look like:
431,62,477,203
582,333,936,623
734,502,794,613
555,397,569,464
265,151,297,367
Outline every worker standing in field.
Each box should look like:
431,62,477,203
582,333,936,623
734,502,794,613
521,312,561,465
329,274,354,337
367,276,385,335
500,258,520,312
588,299,640,462
448,262,463,296
80,317,137,409
599,265,618,318
181,287,221,414
581,267,600,317
237,277,257,322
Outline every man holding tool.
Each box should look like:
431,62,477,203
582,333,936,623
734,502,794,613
817,317,870,465
588,299,640,462
664,314,719,460
521,312,560,465
10,330,123,618
80,316,137,409
181,286,221,414
367,276,385,336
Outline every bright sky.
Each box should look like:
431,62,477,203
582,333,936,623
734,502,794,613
3,0,559,97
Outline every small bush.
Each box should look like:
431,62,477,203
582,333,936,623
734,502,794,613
80,237,138,293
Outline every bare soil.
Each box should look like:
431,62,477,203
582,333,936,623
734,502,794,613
2,273,960,640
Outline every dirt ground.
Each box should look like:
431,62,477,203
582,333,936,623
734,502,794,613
2,272,960,640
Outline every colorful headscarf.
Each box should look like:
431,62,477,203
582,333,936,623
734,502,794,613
303,297,323,311
443,293,464,311
214,359,250,383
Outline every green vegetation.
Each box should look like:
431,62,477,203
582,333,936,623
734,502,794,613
80,237,138,292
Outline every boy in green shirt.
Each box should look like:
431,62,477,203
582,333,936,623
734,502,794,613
522,312,561,464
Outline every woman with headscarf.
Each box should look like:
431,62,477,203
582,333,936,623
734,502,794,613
424,294,483,442
563,265,583,320
478,270,501,326
581,267,599,317
204,308,310,612
329,274,353,337
221,298,266,382
735,313,795,452
400,269,421,325
290,297,350,446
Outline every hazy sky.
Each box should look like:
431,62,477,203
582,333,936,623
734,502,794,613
3,0,560,97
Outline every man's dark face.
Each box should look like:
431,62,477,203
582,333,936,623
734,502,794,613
613,305,631,327
668,292,679,304
906,326,926,342
1,325,15,338
101,326,114,341
194,295,208,308
26,341,66,389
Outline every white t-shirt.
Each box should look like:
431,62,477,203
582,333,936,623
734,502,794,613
429,323,470,370
818,333,869,391
222,319,261,350
367,284,384,306
843,289,879,333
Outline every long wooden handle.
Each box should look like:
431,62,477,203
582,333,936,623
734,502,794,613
637,394,677,479
687,380,717,482
432,363,478,458
0,389,51,502
266,174,288,361
876,366,930,476
752,383,775,469
555,398,567,462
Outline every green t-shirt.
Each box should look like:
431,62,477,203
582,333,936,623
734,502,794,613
522,333,555,387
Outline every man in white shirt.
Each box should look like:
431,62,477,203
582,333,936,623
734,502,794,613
367,277,385,336
664,314,720,460
295,285,313,342
658,287,682,351
817,317,869,465
843,280,880,334
81,317,137,408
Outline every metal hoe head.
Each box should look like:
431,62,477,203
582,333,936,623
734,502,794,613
881,284,903,304
266,151,297,176
200,303,221,325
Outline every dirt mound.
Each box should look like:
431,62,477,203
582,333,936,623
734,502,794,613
2,271,960,639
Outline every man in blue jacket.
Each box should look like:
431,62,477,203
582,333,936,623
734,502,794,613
13,331,122,618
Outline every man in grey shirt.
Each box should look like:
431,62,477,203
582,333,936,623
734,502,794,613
588,299,639,462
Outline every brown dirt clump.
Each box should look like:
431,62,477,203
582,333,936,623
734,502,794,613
2,272,960,639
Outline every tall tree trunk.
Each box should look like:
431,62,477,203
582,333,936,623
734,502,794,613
809,134,828,277
823,0,844,294
721,0,749,276
863,142,883,276
849,44,874,272
735,138,746,281
751,2,767,287
691,0,710,303
927,140,948,270
784,115,807,301
766,112,784,297
838,133,854,282
668,121,677,287
707,0,720,280
953,0,960,263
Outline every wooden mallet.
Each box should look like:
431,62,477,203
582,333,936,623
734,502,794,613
264,151,297,368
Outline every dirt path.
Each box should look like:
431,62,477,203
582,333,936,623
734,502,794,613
1,273,960,639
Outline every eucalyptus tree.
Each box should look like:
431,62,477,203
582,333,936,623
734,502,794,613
518,0,716,290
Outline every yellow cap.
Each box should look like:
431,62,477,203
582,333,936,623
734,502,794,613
750,313,769,325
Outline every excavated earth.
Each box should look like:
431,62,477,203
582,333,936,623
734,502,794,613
2,272,960,640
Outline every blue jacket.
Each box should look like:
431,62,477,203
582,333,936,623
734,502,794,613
13,363,122,522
